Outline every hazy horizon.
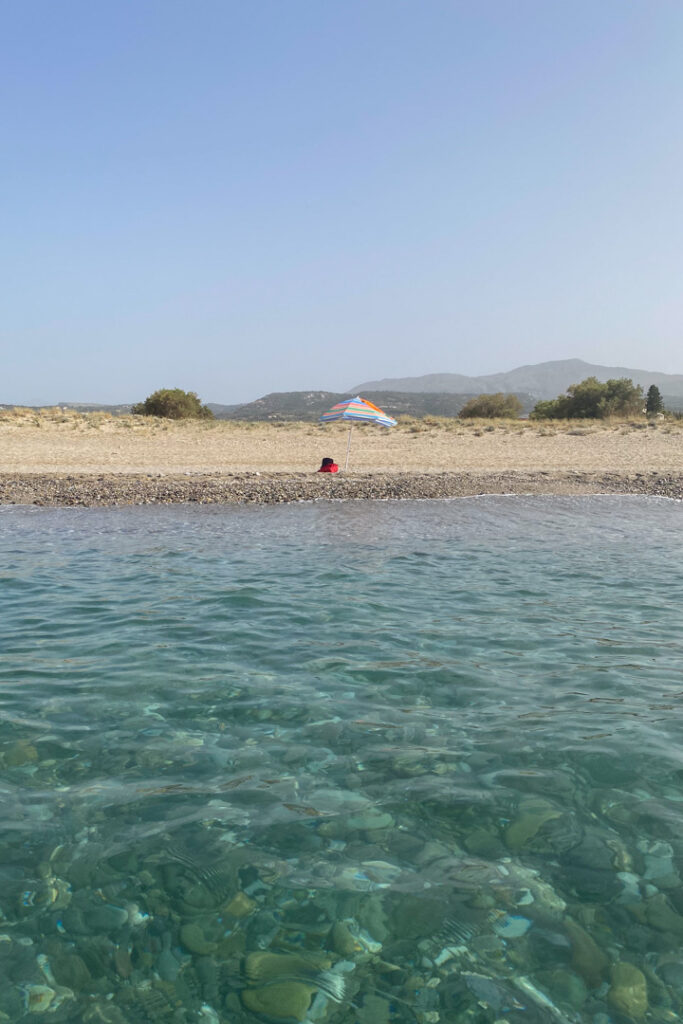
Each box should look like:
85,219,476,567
3,2,682,405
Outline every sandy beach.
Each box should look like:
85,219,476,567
1,409,681,504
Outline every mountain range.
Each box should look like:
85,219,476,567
353,358,683,399
5,359,682,419
219,390,536,421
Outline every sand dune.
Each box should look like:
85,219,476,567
1,410,682,476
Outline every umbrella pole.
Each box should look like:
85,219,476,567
344,425,353,471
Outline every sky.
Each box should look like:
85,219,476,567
2,1,682,406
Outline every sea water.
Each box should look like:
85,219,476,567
0,496,682,1023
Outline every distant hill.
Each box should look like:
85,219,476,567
56,401,243,417
221,390,537,421
354,359,683,400
220,391,338,420
1,401,241,417
57,402,133,414
206,403,241,417
0,402,136,414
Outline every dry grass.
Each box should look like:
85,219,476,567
0,407,682,475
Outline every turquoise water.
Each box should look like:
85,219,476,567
1,496,682,1023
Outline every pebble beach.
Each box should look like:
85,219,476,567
1,468,683,506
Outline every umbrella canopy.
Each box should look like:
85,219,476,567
320,396,397,428
319,396,397,469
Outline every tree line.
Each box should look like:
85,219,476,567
131,380,665,421
459,378,664,420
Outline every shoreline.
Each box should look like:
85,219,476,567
1,470,682,506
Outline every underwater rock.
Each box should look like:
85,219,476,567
50,952,91,991
542,968,588,1009
177,883,218,915
642,893,683,936
281,901,332,939
462,972,522,1013
107,851,139,874
389,896,448,941
596,788,639,825
505,796,562,852
565,864,621,901
197,1005,221,1024
414,840,455,865
119,979,179,1020
464,827,505,859
180,923,217,956
156,933,182,983
360,860,402,886
224,891,255,918
78,941,112,981
307,990,330,1023
566,831,614,872
538,811,583,854
246,911,280,950
242,981,316,1022
657,958,683,991
4,740,39,767
344,919,382,953
392,753,427,777
216,929,246,957
502,862,567,916
358,894,389,942
344,809,394,832
113,947,133,979
386,830,424,861
329,921,358,956
23,984,56,1013
244,951,333,986
308,787,370,814
564,919,608,989
84,903,129,932
332,865,383,891
608,962,648,1019
82,1001,131,1023
616,871,642,905
61,906,88,935
356,992,391,1024
493,913,532,938
640,840,680,889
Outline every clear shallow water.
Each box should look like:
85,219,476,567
1,496,682,1023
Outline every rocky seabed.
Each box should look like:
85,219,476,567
3,727,683,1023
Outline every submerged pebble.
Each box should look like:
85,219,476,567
609,962,649,1019
242,980,316,1021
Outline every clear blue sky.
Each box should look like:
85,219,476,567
3,1,682,405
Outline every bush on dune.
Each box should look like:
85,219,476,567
530,377,644,420
458,393,523,418
132,388,214,420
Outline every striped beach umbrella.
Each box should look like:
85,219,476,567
320,396,397,470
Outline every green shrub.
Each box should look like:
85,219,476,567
132,388,214,420
530,377,643,420
458,393,522,418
